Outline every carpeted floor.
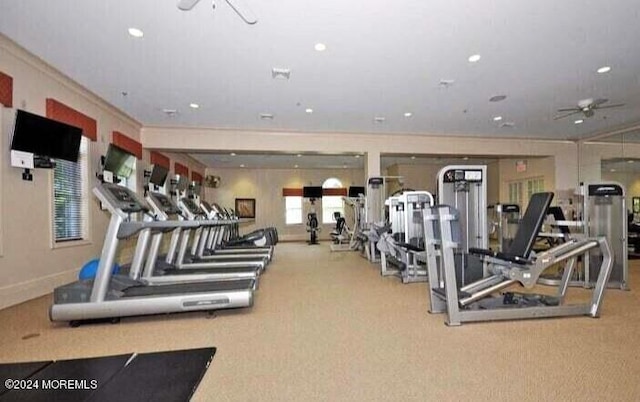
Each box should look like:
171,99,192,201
1,242,639,401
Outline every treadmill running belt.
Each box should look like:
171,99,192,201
122,279,254,297
89,347,216,402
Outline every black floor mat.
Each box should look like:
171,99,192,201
0,348,216,402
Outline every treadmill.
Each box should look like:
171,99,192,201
50,183,255,324
200,201,274,259
198,200,273,259
140,191,261,285
174,197,269,270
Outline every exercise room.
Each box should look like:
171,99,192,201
1,1,639,401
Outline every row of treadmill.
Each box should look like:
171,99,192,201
50,182,277,326
364,166,628,326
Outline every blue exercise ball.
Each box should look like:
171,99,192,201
79,259,120,280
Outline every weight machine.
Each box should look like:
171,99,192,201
424,192,614,326
378,191,434,283
437,165,488,286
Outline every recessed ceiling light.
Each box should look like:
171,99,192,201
463,157,469,160
468,54,481,63
489,95,507,102
597,66,612,74
610,168,616,172
297,154,302,157
342,165,348,169
189,103,199,109
493,116,503,121
230,152,236,156
354,155,360,158
574,119,584,124
128,27,144,38
294,164,299,168
315,43,327,52
305,108,313,114
627,160,634,164
411,156,416,160
404,112,413,118
240,164,246,168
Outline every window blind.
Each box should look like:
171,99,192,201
53,138,88,242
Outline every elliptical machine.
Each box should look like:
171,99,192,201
307,211,319,245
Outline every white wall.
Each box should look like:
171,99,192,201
203,167,364,241
0,35,142,309
142,127,579,191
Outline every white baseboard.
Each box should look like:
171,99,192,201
0,269,77,310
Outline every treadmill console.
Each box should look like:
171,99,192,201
148,192,181,215
99,183,148,213
181,198,204,215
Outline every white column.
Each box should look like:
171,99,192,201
364,150,381,179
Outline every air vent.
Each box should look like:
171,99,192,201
439,79,455,88
162,109,178,116
374,116,386,123
500,121,515,128
260,113,274,120
489,95,507,102
272,68,291,79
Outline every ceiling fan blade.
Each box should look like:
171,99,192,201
177,0,201,11
225,0,258,24
597,103,625,109
553,110,582,120
556,107,580,112
593,98,609,106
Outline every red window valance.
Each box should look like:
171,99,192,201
46,98,97,141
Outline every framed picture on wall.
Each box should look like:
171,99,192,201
633,197,640,214
235,198,256,218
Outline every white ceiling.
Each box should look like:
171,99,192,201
2,0,640,145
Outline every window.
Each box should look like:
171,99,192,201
322,178,344,224
285,196,303,224
527,177,545,199
53,137,89,243
508,182,522,206
122,159,137,192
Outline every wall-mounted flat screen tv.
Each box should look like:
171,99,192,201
11,109,83,162
303,186,323,198
149,164,169,187
348,186,365,197
103,144,136,178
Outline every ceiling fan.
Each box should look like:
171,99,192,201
553,98,625,120
177,0,257,25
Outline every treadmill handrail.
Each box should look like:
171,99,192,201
117,220,200,239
